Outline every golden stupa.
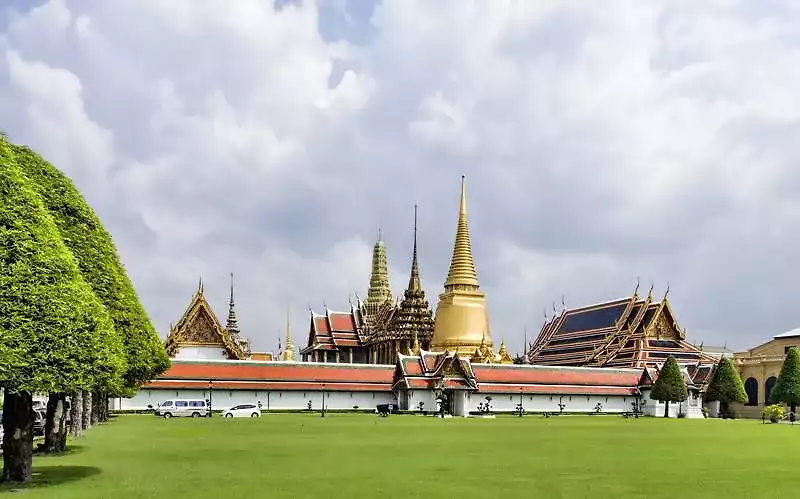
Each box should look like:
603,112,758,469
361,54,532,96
430,175,492,354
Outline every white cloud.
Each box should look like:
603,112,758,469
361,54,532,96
3,0,800,354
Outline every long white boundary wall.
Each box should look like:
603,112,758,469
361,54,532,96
111,388,396,412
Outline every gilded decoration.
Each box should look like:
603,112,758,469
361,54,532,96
164,284,248,360
185,310,224,344
431,176,493,352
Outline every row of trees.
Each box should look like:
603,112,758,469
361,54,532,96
652,347,800,419
1,136,170,483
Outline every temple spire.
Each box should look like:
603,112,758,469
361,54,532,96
281,308,295,361
365,229,392,312
226,273,240,336
444,175,479,290
408,204,421,292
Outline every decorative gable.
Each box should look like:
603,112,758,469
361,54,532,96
164,285,247,360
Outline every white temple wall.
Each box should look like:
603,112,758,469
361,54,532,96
404,389,438,412
112,389,396,412
468,392,635,414
173,346,228,360
640,389,705,418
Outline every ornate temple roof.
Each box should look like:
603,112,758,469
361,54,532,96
300,304,366,354
383,205,435,344
529,285,716,369
164,280,249,360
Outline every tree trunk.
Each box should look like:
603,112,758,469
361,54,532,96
81,390,91,431
70,391,83,438
2,390,34,483
791,402,796,414
91,391,101,426
719,400,728,419
663,401,670,418
43,392,68,453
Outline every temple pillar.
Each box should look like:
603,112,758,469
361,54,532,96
349,349,353,364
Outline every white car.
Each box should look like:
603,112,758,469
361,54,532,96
221,403,261,418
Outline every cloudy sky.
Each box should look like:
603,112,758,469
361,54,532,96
3,0,799,355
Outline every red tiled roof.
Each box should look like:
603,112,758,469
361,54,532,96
146,379,391,392
471,365,640,387
314,317,330,334
477,383,635,396
329,313,355,332
160,361,393,384
401,358,423,376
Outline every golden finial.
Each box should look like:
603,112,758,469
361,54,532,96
282,308,295,361
444,175,479,290
411,331,421,355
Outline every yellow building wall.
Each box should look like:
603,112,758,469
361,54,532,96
732,336,799,417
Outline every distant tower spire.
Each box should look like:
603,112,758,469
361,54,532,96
444,175,479,291
408,204,422,292
197,276,204,294
226,273,240,336
281,308,295,361
364,228,392,314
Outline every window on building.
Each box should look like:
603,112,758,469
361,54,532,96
785,345,797,354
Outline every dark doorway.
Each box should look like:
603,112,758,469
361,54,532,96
744,377,758,406
765,376,778,405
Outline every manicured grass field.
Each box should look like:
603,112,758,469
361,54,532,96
3,413,798,498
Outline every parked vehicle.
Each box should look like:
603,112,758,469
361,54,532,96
33,410,45,437
221,404,261,418
154,399,209,419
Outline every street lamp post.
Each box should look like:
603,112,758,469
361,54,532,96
208,380,213,418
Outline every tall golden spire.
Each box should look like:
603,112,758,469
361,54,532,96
281,308,295,361
444,175,479,290
431,175,492,354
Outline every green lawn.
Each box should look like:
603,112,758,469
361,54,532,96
3,414,798,498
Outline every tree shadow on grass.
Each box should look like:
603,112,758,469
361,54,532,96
0,465,100,492
33,444,87,457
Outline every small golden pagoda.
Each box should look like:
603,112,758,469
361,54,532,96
281,309,295,362
430,176,492,355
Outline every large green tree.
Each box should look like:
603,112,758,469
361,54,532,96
651,355,688,418
13,145,169,397
771,346,800,413
705,357,746,418
0,137,115,482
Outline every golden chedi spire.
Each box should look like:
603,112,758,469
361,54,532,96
281,308,295,362
444,176,479,290
431,176,492,354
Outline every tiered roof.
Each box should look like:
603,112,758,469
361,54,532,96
392,350,478,391
300,305,366,355
529,286,716,369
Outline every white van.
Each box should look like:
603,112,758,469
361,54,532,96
154,399,209,418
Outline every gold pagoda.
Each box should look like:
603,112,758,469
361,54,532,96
430,176,493,355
